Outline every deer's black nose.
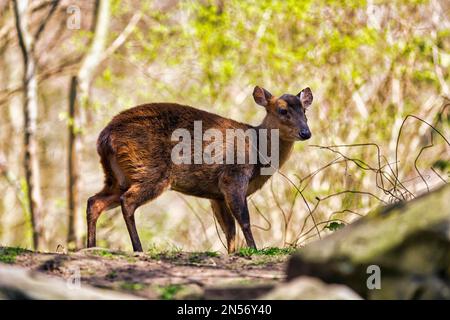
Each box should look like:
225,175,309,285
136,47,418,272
299,128,311,140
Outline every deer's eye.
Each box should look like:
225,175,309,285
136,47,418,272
278,108,288,116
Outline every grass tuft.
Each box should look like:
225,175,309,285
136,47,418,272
187,251,220,263
0,247,28,264
147,245,183,260
159,284,183,300
236,247,296,258
90,249,124,259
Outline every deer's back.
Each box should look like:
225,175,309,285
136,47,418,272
98,103,256,199
105,103,249,137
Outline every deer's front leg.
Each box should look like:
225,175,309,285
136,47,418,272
219,171,257,250
211,199,237,253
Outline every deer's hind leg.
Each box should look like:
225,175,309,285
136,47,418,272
114,141,172,251
87,147,122,248
86,188,121,248
120,179,170,252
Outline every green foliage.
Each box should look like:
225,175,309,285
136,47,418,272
92,249,114,258
58,0,450,252
187,251,220,263
236,247,296,257
433,160,450,172
90,249,124,259
2,0,448,252
147,245,183,260
0,247,28,264
120,282,144,291
325,222,346,231
204,250,220,257
159,284,183,300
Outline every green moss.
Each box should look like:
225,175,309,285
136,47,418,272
0,247,28,264
247,257,273,266
236,247,296,257
187,253,202,263
120,282,144,291
233,279,255,285
159,284,183,300
248,255,291,266
297,185,450,264
90,249,123,259
187,251,220,263
204,250,220,257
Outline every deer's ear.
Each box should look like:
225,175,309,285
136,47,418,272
253,86,272,107
297,87,313,109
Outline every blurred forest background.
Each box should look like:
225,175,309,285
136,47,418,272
0,0,448,252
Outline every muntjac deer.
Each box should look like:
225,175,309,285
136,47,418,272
87,86,313,253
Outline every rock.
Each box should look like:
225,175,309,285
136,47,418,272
260,276,361,300
203,283,275,300
287,184,450,299
0,264,142,300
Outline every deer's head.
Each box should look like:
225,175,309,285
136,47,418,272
253,86,313,141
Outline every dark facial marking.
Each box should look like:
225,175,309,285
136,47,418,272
279,94,302,110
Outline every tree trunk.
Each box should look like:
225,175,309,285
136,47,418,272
67,76,79,247
13,0,43,250
67,0,110,249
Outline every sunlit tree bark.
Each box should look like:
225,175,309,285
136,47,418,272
13,0,43,250
67,0,110,248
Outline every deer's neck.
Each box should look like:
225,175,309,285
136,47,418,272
246,115,294,195
257,114,294,169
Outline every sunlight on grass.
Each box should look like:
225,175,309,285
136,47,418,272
90,249,125,259
236,247,297,258
147,244,183,260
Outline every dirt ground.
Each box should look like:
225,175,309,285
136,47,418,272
5,247,288,299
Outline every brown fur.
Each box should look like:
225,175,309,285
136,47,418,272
87,87,313,253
